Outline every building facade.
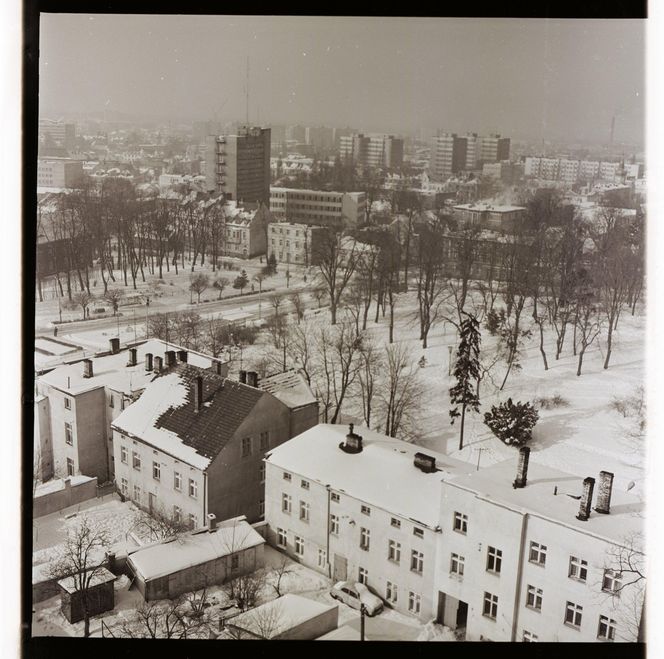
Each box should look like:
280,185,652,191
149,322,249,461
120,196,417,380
452,203,526,231
37,158,84,189
270,187,366,229
338,134,404,170
39,119,76,152
222,202,272,258
479,134,510,164
428,133,468,181
267,222,326,266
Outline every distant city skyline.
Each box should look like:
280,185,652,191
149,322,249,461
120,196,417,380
39,15,645,145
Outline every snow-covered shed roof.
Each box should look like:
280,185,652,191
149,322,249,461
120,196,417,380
128,519,264,581
57,567,116,594
266,424,473,528
259,370,317,409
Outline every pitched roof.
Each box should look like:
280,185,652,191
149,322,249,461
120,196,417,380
258,369,317,409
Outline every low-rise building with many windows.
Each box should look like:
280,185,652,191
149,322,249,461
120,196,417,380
267,222,327,266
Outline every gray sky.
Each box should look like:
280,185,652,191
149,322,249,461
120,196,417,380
39,15,645,143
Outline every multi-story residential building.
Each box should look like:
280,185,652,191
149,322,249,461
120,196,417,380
270,187,366,229
222,201,272,258
36,339,224,484
39,119,76,152
338,134,404,170
428,133,468,181
205,126,271,206
305,126,335,151
481,161,522,184
479,134,510,164
464,133,481,170
524,157,639,185
264,424,471,621
37,158,84,189
452,203,526,231
112,366,318,526
34,395,54,482
267,222,326,266
436,448,644,642
559,159,581,184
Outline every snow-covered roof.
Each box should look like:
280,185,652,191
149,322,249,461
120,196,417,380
266,424,473,528
128,520,264,581
453,203,526,213
259,370,317,409
445,459,644,546
58,567,116,594
317,624,365,641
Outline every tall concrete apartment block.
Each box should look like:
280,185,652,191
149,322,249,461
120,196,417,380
479,133,511,164
464,133,481,170
205,126,271,207
429,132,468,181
338,133,404,169
39,119,76,152
270,187,366,229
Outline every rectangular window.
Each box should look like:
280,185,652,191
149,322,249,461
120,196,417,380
330,513,339,535
133,484,141,502
301,479,310,490
360,527,370,551
526,585,543,611
358,567,368,585
173,506,181,523
361,505,371,516
259,431,269,450
598,615,616,641
331,492,340,503
120,398,125,411
453,512,468,534
277,528,287,547
295,536,304,556
259,462,266,483
120,446,128,464
64,397,71,410
565,602,583,628
283,472,292,481
450,553,465,576
602,570,622,594
569,556,588,582
189,479,198,499
66,457,75,476
413,527,424,539
388,540,401,563
411,550,424,574
132,451,141,471
523,631,538,642
120,477,128,496
241,437,252,457
386,581,398,604
64,422,73,446
408,592,421,614
152,461,160,480
174,471,182,491
483,592,498,619
318,549,327,568
487,546,503,574
529,541,547,566
299,500,310,522
282,493,292,514
259,499,265,517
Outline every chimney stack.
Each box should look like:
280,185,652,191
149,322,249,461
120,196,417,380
594,470,614,515
513,446,531,489
207,513,217,531
247,371,258,388
239,370,247,384
576,477,595,521
165,350,177,368
178,350,188,363
145,353,153,371
214,360,224,376
340,423,363,454
153,356,163,373
193,376,204,412
414,452,437,473
127,347,137,367
109,337,120,354
82,358,94,379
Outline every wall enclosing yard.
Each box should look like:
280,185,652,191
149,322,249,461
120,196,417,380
33,476,98,518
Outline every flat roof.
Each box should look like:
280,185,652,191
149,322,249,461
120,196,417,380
453,203,526,213
58,567,116,594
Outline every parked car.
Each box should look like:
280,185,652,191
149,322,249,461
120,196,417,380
330,581,384,616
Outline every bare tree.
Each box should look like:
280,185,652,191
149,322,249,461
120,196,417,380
270,556,293,598
189,272,210,304
72,290,94,320
130,505,190,542
357,338,382,429
574,285,603,377
286,320,317,386
103,287,124,316
289,291,305,324
213,276,229,300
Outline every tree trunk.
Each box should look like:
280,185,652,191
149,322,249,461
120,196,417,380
537,321,548,370
458,403,466,451
577,347,585,376
499,349,515,391
330,302,337,325
603,320,613,370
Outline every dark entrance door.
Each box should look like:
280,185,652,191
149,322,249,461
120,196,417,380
456,600,468,627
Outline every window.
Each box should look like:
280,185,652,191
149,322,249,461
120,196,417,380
486,546,503,574
602,570,622,594
408,592,421,614
299,500,310,522
565,602,583,628
64,422,73,446
358,567,368,585
189,513,197,529
529,541,547,566
569,556,588,582
450,553,465,576
277,528,287,547
241,437,252,458
282,493,292,514
483,592,498,620
120,477,128,496
174,471,182,491
120,446,128,464
133,485,141,502
173,506,181,523
260,431,269,450
526,585,543,611
66,457,75,476
132,451,141,471
152,461,160,480
189,479,198,499
318,549,327,567
390,517,401,529
413,527,424,539
453,512,468,534
64,397,71,410
330,513,339,535
283,471,292,481
301,479,310,490
598,615,617,641
360,527,370,551
411,550,424,574
386,581,398,604
120,398,125,411
259,499,265,517
331,492,340,503
231,554,239,570
295,536,304,556
361,505,371,516
523,631,538,642
388,540,401,563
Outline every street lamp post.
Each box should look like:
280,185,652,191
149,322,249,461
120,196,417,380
360,604,366,641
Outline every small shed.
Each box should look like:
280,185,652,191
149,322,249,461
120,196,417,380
127,517,265,601
57,567,116,624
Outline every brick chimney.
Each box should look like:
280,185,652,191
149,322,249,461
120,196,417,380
576,477,595,521
193,376,203,412
513,446,531,489
165,350,177,368
127,347,137,367
82,358,94,379
414,452,437,473
153,356,163,373
247,371,258,387
239,370,247,384
178,350,188,363
207,513,217,531
109,337,120,354
340,423,363,454
594,471,614,515
214,360,224,376
145,353,153,371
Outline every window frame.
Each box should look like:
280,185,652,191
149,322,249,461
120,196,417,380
132,451,141,471
450,553,465,576
277,528,287,547
301,479,310,490
64,396,72,410
526,585,543,611
360,527,370,551
408,591,421,614
361,504,371,516
453,511,468,534
189,478,198,499
64,422,73,446
386,581,398,604
241,437,252,458
569,555,588,582
331,492,340,503
299,500,310,522
358,567,368,585
388,540,401,564
174,471,182,491
529,541,547,566
282,493,292,514
597,615,616,641
330,513,339,535
602,570,623,595
390,517,401,529
486,546,503,574
152,461,160,481
120,445,128,464
483,591,499,620
294,535,304,556
410,549,424,575
564,601,583,628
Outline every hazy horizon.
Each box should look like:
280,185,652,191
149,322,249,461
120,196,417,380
39,15,645,144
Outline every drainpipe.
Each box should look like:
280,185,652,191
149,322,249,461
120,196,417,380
510,512,529,641
326,484,331,578
203,470,208,522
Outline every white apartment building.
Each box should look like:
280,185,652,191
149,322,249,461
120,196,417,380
270,187,366,229
267,222,326,266
524,157,638,184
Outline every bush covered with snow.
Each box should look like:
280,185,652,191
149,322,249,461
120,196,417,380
534,393,569,409
484,398,539,446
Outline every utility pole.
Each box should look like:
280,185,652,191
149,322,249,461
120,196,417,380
360,605,366,641
475,447,487,471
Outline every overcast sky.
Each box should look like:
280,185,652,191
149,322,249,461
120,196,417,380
39,15,645,144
